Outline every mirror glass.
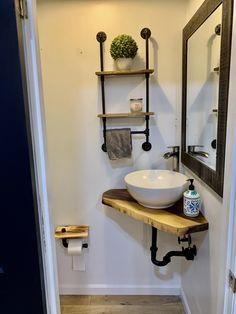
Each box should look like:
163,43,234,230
186,4,222,170
182,0,233,196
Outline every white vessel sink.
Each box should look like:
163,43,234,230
124,170,188,209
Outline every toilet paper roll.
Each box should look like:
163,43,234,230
67,239,86,271
67,239,82,256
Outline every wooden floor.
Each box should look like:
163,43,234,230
60,295,186,314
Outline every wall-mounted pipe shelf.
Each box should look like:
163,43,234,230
55,225,89,249
102,189,208,266
96,28,154,153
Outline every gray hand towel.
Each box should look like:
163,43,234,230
106,128,132,160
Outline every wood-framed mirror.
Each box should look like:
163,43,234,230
181,0,233,196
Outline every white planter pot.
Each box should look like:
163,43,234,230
115,58,133,70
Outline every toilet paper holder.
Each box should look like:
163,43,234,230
61,229,88,249
55,225,89,249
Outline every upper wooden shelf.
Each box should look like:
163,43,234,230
97,112,155,118
55,225,89,239
102,189,208,236
95,69,154,77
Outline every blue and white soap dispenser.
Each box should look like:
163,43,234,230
183,179,201,217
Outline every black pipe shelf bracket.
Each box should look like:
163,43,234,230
96,28,153,152
150,227,197,267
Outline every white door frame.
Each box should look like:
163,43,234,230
20,0,60,313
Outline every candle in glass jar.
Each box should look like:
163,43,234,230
130,98,143,112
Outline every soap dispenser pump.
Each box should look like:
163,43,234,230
183,179,201,217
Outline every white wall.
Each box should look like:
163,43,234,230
181,1,236,313
37,0,188,294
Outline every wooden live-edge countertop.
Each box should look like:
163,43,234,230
102,189,208,236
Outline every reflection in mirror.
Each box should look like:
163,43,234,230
182,0,233,196
186,4,222,170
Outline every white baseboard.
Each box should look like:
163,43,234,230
59,284,181,295
181,288,191,314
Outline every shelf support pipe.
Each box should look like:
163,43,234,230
141,28,152,151
150,227,197,267
96,32,107,152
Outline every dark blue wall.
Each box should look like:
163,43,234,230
0,1,46,313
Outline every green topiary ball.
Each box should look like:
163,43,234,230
110,34,138,60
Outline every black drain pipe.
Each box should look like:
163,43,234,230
150,227,197,267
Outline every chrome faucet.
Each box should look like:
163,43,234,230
188,145,209,158
163,146,179,172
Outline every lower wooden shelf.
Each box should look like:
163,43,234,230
102,189,208,236
95,69,154,76
97,112,154,118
